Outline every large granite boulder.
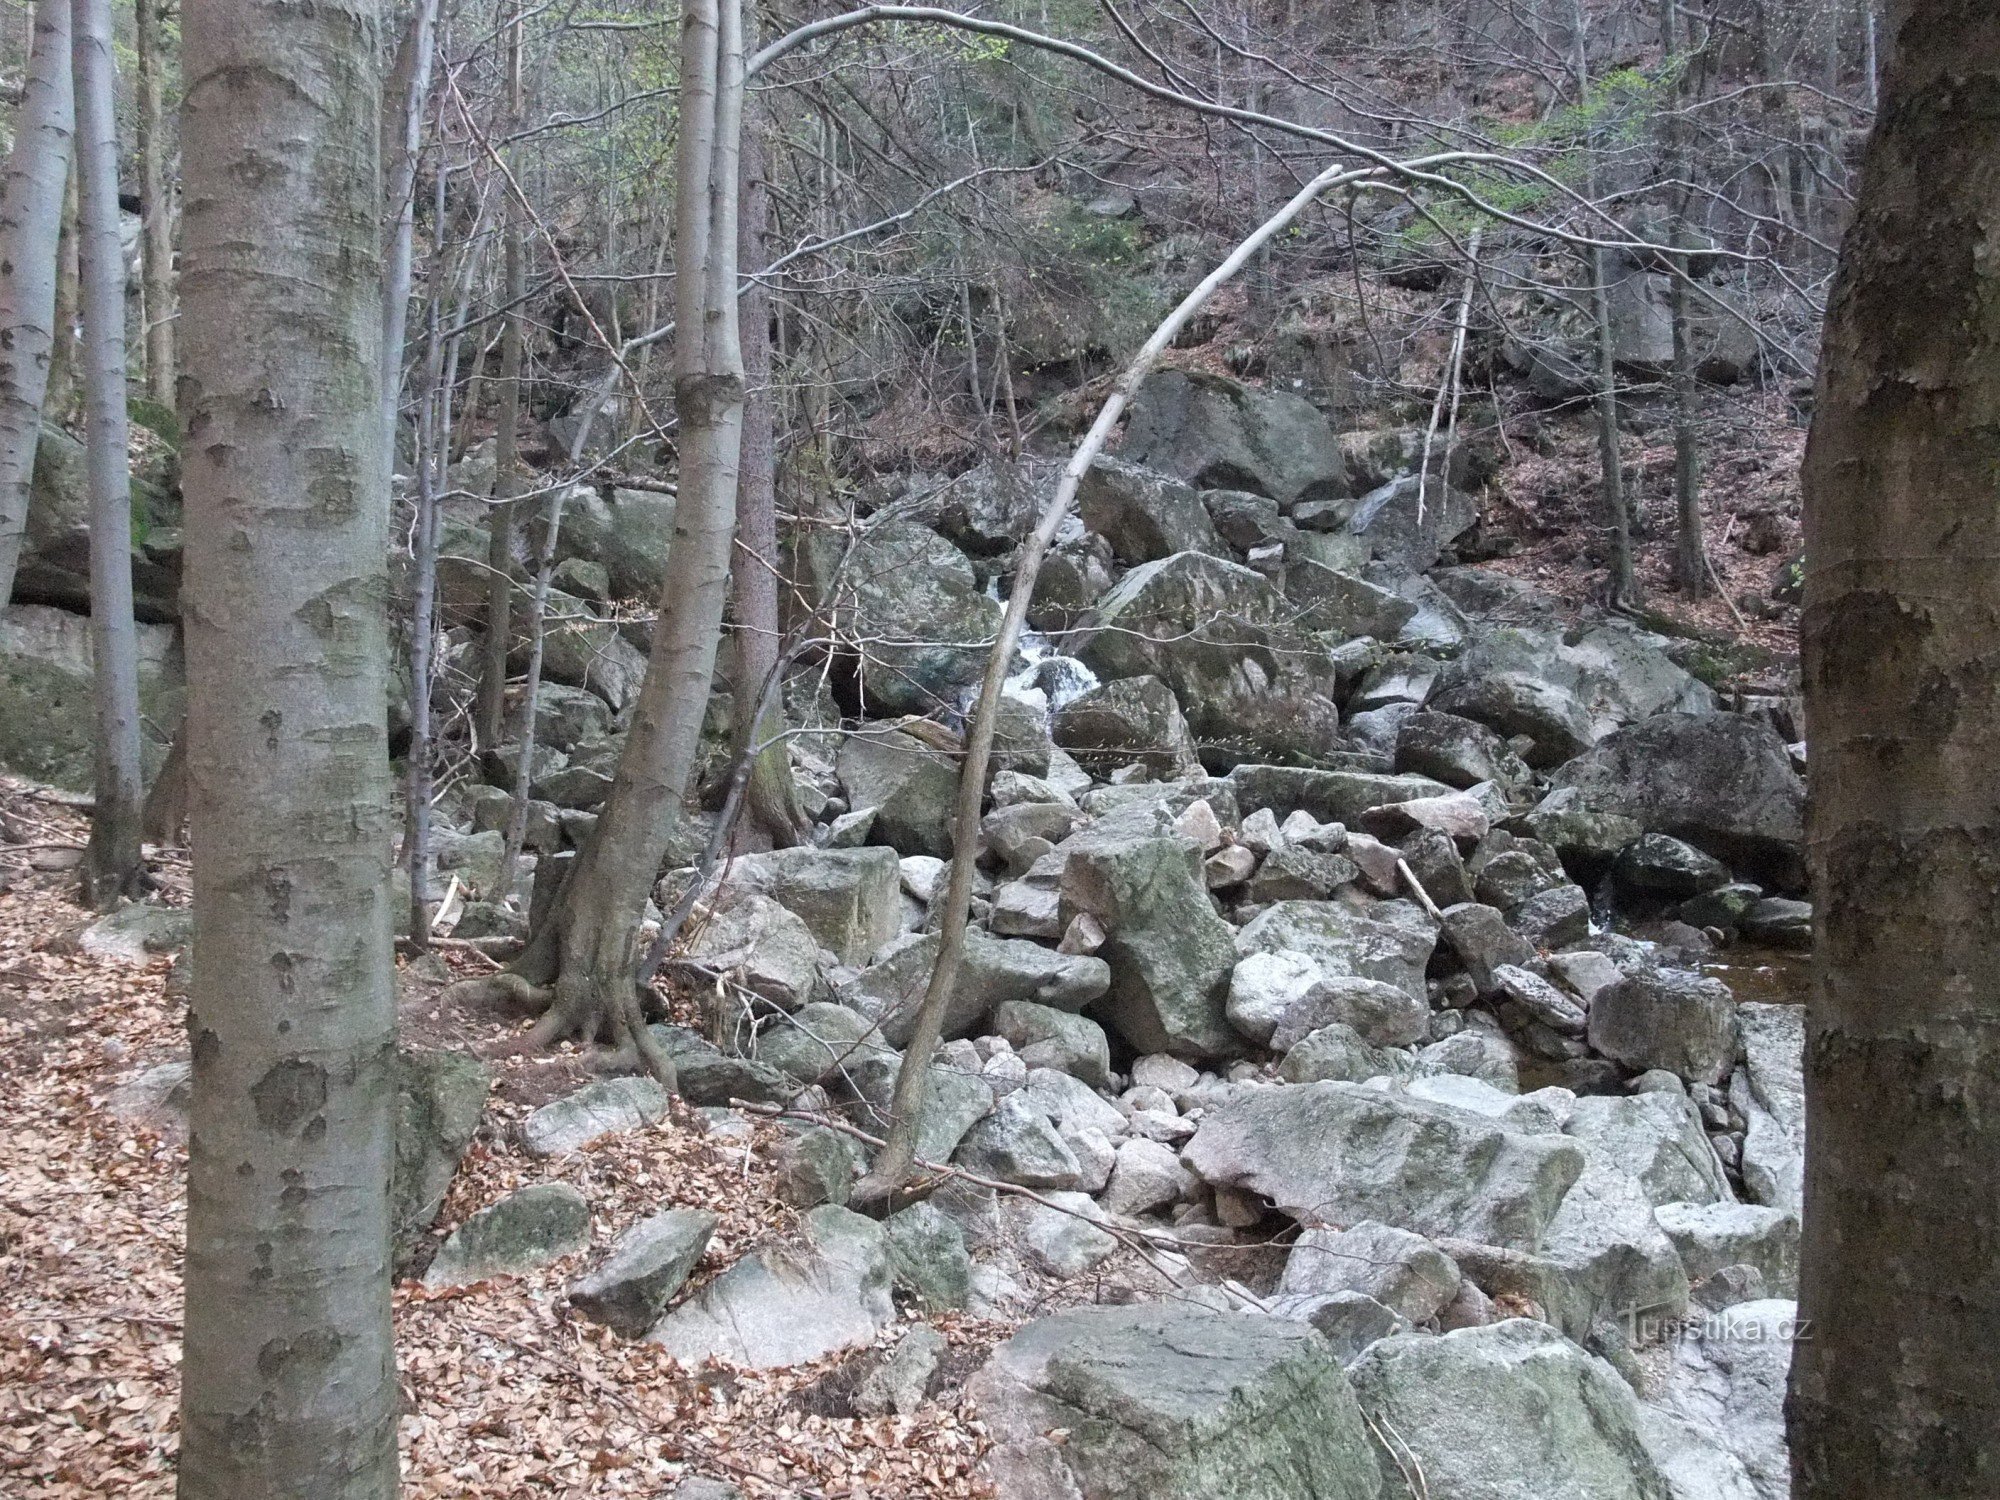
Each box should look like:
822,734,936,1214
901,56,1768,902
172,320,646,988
1053,674,1203,779
1183,1081,1587,1250
567,1207,717,1336
833,518,996,714
392,1049,491,1260
1346,472,1481,573
1078,455,1222,564
721,845,902,965
423,1183,591,1289
971,1304,1383,1500
1061,834,1240,1059
837,927,1111,1046
1349,1320,1674,1499
555,483,677,600
0,603,182,790
835,727,958,858
1729,1003,1804,1212
648,1206,895,1368
1237,900,1435,1005
1547,714,1805,886
1119,369,1349,506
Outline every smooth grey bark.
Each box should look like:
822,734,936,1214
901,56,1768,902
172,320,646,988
72,0,145,907
405,146,450,948
379,0,439,477
1792,5,2000,1494
732,112,806,852
135,0,174,407
0,0,75,606
176,2,398,1495
476,4,526,753
512,0,748,1084
1661,0,1705,597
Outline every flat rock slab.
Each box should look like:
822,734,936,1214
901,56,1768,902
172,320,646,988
971,1303,1382,1500
1183,1081,1585,1250
519,1076,670,1157
567,1207,718,1337
423,1182,590,1289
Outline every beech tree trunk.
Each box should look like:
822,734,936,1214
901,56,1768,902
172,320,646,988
135,0,174,407
0,0,75,606
512,0,748,1081
379,0,439,476
176,2,398,1494
73,0,145,907
477,4,526,752
1792,4,2000,1494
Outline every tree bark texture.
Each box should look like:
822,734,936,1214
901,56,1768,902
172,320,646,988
176,3,398,1495
379,0,439,478
514,0,747,1083
135,0,175,407
1792,5,2000,1496
477,5,526,753
73,0,145,907
0,0,75,605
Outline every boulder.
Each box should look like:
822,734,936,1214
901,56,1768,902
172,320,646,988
1613,834,1734,900
1183,1081,1587,1249
681,891,824,1011
834,518,997,713
0,603,182,791
567,1208,717,1336
1004,1189,1120,1276
835,728,958,859
1278,1023,1417,1085
1078,456,1222,563
774,1126,862,1207
392,1049,491,1259
1278,1220,1462,1324
1226,764,1453,826
77,902,192,961
1074,552,1345,766
749,1002,893,1087
1433,626,1715,769
1119,369,1349,506
649,1206,896,1367
1265,1291,1411,1365
1053,674,1203,779
1269,974,1430,1051
1348,1320,1675,1499
1548,714,1806,886
423,1183,591,1289
838,928,1111,1046
1283,561,1418,641
1237,900,1436,1004
519,1077,669,1157
1346,473,1480,573
1225,950,1321,1047
556,484,677,600
722,846,902,966
1061,835,1240,1059
971,1304,1383,1500
1653,1202,1799,1297
1100,1137,1196,1217
914,455,1057,554
1641,1301,1797,1500
1438,902,1535,996
1565,1093,1732,1208
1534,1151,1692,1342
1396,711,1529,791
1588,970,1739,1085
882,1200,973,1310
955,1093,1082,1189
991,1000,1113,1090
1729,1003,1804,1212
516,588,649,710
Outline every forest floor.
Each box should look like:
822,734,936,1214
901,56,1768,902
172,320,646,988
0,784,1007,1499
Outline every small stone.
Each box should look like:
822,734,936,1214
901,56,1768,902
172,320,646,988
1130,1053,1199,1095
1101,1137,1196,1217
1057,911,1107,955
1174,798,1226,851
567,1207,717,1337
1203,843,1258,889
853,1325,948,1417
424,1183,590,1289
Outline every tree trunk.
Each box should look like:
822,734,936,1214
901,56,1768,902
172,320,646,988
379,0,439,479
73,0,145,908
511,0,747,1083
0,0,75,606
1792,5,2000,1495
135,0,174,408
176,2,398,1494
1662,0,1705,596
732,110,805,852
404,149,450,949
476,4,526,753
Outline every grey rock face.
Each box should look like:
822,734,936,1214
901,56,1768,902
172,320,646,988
1729,1003,1804,1212
723,845,903,966
971,1304,1383,1500
1346,472,1480,573
834,518,997,713
1053,674,1205,779
1270,973,1431,1051
1549,713,1805,887
835,728,959,858
1061,834,1240,1059
1588,970,1739,1085
1120,368,1349,506
955,1093,1082,1190
0,604,182,791
1641,1301,1797,1500
1278,1023,1418,1085
839,927,1111,1047
1278,1220,1462,1324
1226,763,1454,825
519,1077,670,1158
649,1206,896,1368
1238,899,1436,1005
1284,560,1418,641
1654,1202,1799,1297
1565,1092,1732,1208
1074,551,1345,766
1349,1320,1674,1500
392,1049,491,1260
774,1126,862,1208
423,1182,591,1289
1396,710,1528,791
1183,1081,1586,1250
567,1207,717,1336
992,999,1113,1090
682,891,824,1011
556,483,677,600
1078,455,1223,564
883,1200,973,1310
